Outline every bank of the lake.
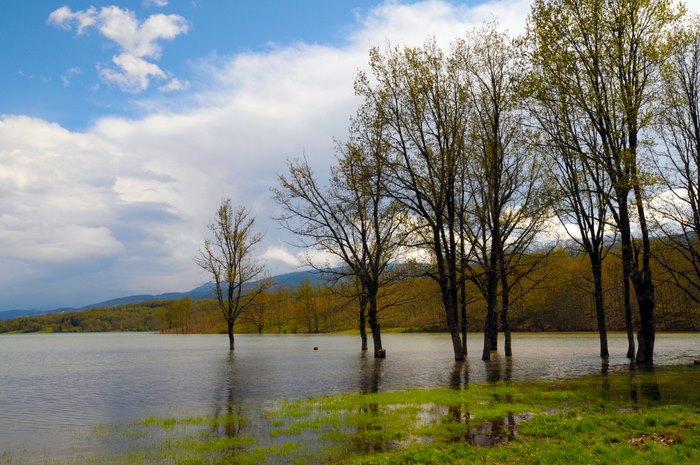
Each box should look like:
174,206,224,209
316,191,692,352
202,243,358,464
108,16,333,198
0,332,698,463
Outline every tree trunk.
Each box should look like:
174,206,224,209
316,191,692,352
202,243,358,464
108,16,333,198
482,267,499,361
499,254,512,357
460,272,468,355
434,229,464,361
623,265,635,359
634,275,656,365
617,194,636,359
359,293,368,351
631,173,656,365
367,289,385,358
591,257,609,358
442,282,464,361
228,321,235,351
501,308,512,357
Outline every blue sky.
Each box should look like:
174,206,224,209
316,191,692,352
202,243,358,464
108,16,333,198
2,1,381,130
0,0,547,310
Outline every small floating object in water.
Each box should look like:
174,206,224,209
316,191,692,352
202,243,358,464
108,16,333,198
313,347,319,351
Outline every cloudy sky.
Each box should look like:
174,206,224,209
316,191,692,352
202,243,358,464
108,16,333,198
2,1,691,310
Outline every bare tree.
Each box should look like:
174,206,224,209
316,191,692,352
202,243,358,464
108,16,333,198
456,25,552,360
356,40,471,361
195,200,270,350
654,15,700,304
525,35,617,358
245,301,266,335
528,0,681,364
273,109,407,358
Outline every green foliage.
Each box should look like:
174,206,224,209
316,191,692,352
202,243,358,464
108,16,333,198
0,302,167,334
3,241,700,335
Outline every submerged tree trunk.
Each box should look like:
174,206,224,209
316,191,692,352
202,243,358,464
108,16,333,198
367,290,385,358
623,265,635,359
632,178,656,365
228,321,235,351
443,284,464,361
460,272,468,355
359,293,368,351
482,259,499,360
634,276,656,365
435,231,465,361
499,251,512,357
591,258,609,358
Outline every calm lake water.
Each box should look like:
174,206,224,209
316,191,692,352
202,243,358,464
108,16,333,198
0,332,698,458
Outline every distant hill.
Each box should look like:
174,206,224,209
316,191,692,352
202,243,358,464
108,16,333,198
0,307,74,321
0,269,328,320
0,309,40,320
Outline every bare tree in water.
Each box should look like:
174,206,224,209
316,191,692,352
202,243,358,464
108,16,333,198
195,200,270,350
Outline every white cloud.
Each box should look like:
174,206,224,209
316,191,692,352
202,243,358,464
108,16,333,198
48,5,188,93
61,66,82,87
48,6,98,34
159,77,189,93
6,1,534,309
260,245,303,269
143,0,169,7
99,53,167,93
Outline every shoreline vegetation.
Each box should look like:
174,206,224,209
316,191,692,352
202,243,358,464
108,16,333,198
2,247,699,335
3,364,698,465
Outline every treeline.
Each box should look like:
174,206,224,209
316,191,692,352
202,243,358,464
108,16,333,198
3,244,697,335
0,302,167,333
188,247,700,334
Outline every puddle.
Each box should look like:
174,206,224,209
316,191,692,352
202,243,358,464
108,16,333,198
462,413,534,446
415,403,535,447
439,408,535,446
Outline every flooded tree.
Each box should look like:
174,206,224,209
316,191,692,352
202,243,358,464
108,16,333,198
273,111,407,357
528,0,682,364
654,16,700,305
525,28,616,358
356,40,471,361
456,25,551,360
195,200,271,350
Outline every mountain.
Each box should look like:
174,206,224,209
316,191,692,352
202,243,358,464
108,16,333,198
0,307,75,321
0,309,41,320
0,269,328,319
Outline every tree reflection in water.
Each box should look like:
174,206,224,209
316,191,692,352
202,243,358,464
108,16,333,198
598,359,661,405
359,352,384,394
449,361,470,389
355,353,388,453
625,362,661,404
212,352,245,439
484,353,513,383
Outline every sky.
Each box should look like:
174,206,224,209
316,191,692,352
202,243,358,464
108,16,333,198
1,0,694,310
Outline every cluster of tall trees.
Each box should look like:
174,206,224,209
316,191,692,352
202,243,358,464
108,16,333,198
271,1,700,365
196,1,700,364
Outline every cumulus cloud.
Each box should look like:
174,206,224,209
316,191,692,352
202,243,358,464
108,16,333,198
99,53,167,92
48,5,188,93
5,1,533,309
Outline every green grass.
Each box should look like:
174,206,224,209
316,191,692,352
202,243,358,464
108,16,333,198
2,364,698,465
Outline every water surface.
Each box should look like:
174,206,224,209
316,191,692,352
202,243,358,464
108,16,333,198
0,332,697,457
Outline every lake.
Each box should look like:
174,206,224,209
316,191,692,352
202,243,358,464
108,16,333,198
0,332,698,459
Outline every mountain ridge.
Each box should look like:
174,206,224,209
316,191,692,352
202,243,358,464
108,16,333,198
0,269,326,320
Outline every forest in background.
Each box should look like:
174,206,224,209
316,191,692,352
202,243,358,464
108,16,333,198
2,242,698,335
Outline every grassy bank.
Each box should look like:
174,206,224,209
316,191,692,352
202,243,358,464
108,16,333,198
3,364,699,465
